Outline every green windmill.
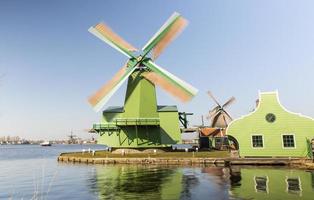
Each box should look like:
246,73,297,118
88,12,198,149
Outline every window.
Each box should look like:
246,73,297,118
265,113,276,123
252,135,263,148
255,176,268,193
283,135,295,148
286,177,302,194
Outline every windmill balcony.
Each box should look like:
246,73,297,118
114,118,160,126
93,118,160,131
92,123,120,132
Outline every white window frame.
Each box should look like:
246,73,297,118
254,175,269,193
281,134,296,149
285,176,302,196
251,134,264,149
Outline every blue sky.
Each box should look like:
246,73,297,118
1,0,314,139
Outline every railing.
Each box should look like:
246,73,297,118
92,123,119,131
114,118,160,126
92,118,160,131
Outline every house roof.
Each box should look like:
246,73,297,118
200,127,225,137
103,106,124,113
157,105,178,112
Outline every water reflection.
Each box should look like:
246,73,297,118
229,166,242,187
89,165,314,200
180,172,200,199
93,165,181,199
92,165,230,200
311,171,314,190
229,167,314,199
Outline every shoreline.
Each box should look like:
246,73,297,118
57,151,314,169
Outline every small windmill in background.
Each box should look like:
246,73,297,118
207,91,235,128
199,91,236,150
67,130,78,144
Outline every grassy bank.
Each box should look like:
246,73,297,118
61,150,230,159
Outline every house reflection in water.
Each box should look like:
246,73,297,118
229,167,314,199
88,165,313,199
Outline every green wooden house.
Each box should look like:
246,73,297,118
227,91,314,158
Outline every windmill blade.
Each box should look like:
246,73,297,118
222,114,228,127
222,110,233,121
143,60,198,102
89,23,137,58
209,106,220,117
142,12,188,59
142,71,192,102
207,91,221,106
88,64,136,112
207,108,218,121
222,96,236,109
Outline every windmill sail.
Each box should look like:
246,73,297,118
89,23,137,58
143,71,192,102
207,91,220,106
88,12,198,112
142,12,188,59
222,97,236,108
88,65,136,112
143,60,198,101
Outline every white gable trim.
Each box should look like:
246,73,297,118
226,90,314,136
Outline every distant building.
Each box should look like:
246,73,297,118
227,91,314,158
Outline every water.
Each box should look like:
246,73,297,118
0,145,313,199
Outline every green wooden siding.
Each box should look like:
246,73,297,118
96,70,181,148
227,91,314,157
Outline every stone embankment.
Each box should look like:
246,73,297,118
58,152,314,168
58,155,227,165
